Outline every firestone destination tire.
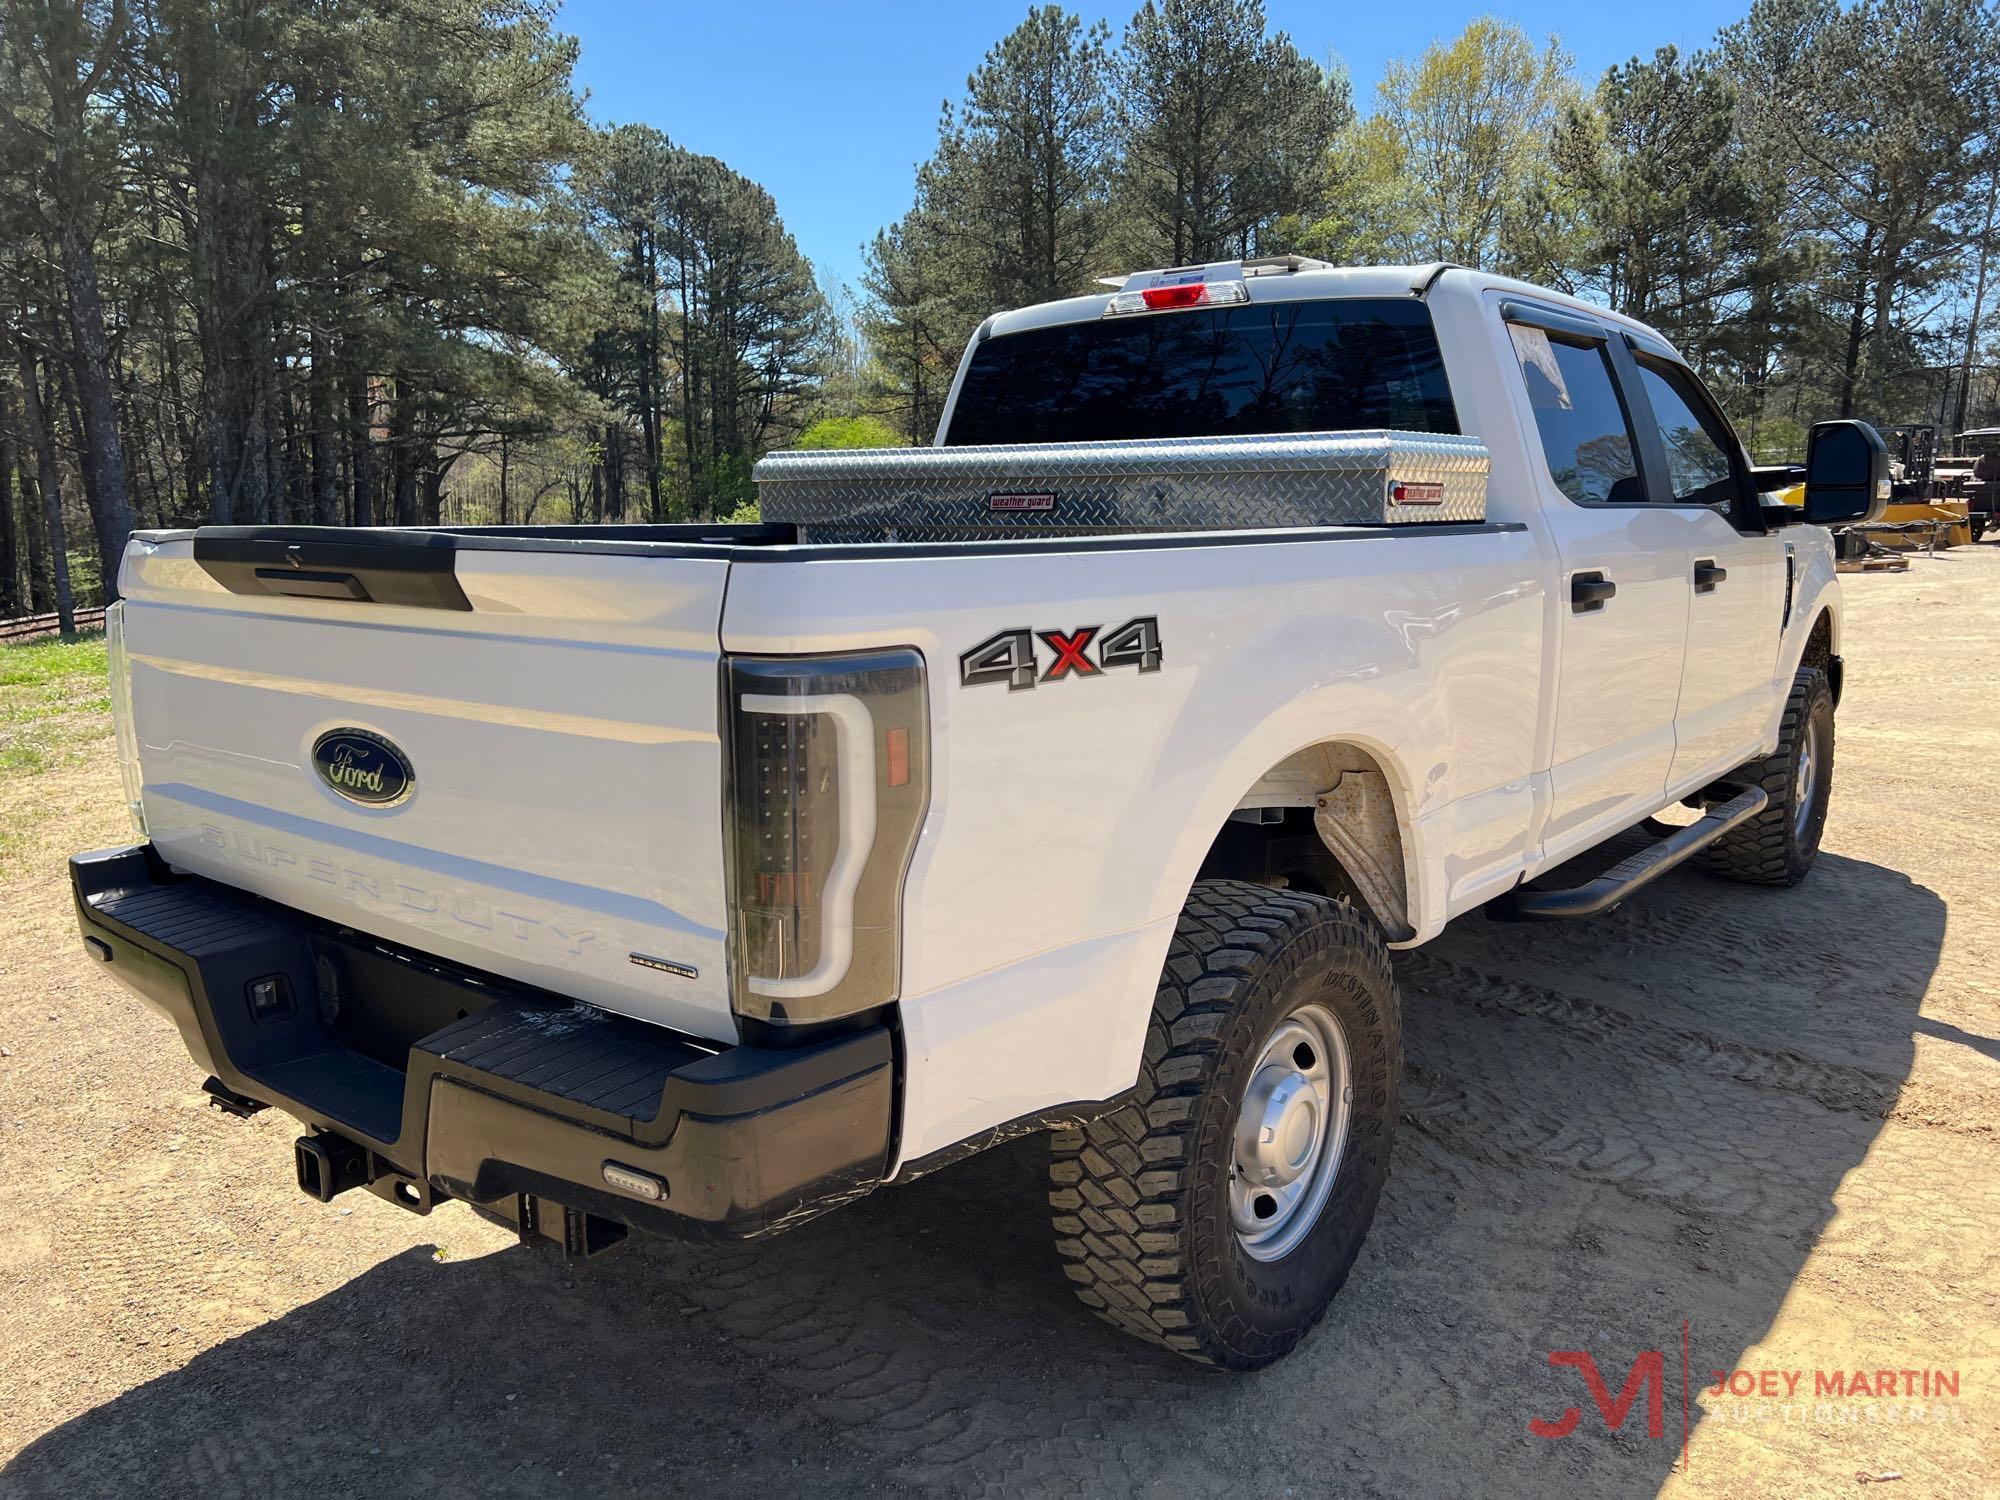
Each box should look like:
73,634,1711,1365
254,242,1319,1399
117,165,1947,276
1048,879,1402,1370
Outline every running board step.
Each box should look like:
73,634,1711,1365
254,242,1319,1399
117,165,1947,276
1490,786,1769,921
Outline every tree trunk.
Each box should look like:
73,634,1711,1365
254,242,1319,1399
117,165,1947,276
277,380,306,525
0,379,18,617
638,230,664,523
673,259,703,511
192,160,271,522
15,346,74,637
131,401,164,528
43,61,136,599
348,372,375,527
257,262,284,522
19,460,49,613
1837,268,1871,419
144,182,201,523
1869,237,1899,419
7,347,51,613
1956,172,1999,436
604,422,624,521
388,381,417,525
54,356,113,601
420,458,444,526
308,327,338,524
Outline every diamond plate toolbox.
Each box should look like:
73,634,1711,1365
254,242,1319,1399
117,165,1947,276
754,429,1488,543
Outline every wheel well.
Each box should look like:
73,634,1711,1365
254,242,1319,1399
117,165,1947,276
1801,610,1838,705
1197,741,1414,940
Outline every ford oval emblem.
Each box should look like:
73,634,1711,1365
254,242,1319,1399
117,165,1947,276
311,728,414,807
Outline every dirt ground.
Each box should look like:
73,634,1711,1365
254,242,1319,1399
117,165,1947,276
2,548,1997,1499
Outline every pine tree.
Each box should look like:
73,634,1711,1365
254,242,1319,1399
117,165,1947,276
1114,0,1346,265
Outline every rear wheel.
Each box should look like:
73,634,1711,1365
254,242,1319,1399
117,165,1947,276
1705,665,1834,886
1048,880,1401,1370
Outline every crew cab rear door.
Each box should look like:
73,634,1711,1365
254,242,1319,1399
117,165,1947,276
1499,299,1691,861
1618,349,1787,790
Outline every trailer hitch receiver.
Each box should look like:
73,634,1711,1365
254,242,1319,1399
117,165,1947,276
295,1132,370,1202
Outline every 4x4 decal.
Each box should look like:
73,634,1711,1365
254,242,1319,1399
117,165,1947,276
960,616,1163,689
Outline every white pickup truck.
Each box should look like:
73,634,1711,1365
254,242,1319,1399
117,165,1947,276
71,260,1888,1370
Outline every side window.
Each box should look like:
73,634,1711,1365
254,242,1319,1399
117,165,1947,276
1633,358,1742,507
1508,323,1644,504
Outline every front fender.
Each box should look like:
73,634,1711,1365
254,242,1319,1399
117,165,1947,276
1782,531,1841,684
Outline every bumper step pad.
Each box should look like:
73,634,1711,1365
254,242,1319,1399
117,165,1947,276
92,881,278,957
416,1005,712,1130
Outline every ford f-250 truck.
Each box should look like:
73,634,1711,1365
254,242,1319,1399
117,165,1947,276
70,260,1888,1370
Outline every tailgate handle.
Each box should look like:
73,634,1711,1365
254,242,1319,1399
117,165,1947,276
254,567,370,601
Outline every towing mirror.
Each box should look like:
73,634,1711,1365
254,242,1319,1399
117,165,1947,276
1803,420,1891,525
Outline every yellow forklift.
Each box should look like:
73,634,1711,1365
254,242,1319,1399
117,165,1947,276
1846,424,1971,548
1768,423,1969,564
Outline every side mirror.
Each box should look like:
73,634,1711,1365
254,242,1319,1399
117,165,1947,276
1803,420,1891,525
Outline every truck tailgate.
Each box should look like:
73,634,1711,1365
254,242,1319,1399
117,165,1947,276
117,530,737,1039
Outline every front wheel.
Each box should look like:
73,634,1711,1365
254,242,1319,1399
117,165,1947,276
1705,665,1835,886
1048,880,1402,1370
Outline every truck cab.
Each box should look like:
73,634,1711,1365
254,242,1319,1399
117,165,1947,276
934,259,1839,874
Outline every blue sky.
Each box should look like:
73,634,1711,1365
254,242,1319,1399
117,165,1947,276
559,0,1748,295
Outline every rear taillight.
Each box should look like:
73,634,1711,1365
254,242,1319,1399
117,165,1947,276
105,602,147,836
722,649,928,1026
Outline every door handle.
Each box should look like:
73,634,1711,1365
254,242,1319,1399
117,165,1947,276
1694,559,1727,593
1571,572,1617,613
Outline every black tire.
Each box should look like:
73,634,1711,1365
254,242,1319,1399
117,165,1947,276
1048,880,1401,1370
1705,665,1834,886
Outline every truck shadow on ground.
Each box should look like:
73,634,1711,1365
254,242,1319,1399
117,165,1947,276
4,847,1944,1498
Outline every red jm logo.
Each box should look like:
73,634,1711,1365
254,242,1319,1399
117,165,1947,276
1530,1350,1667,1440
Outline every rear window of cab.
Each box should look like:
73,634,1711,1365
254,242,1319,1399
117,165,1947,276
942,297,1459,446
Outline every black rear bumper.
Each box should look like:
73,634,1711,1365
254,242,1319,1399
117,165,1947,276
70,844,893,1240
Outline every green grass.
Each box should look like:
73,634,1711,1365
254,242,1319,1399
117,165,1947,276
0,629,114,877
0,630,113,777
0,630,110,690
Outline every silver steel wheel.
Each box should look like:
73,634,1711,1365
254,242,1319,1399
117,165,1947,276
1229,1002,1352,1262
1793,714,1820,840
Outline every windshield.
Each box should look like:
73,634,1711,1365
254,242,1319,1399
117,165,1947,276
942,296,1458,446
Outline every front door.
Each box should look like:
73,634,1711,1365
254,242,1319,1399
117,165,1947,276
1623,354,1786,790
